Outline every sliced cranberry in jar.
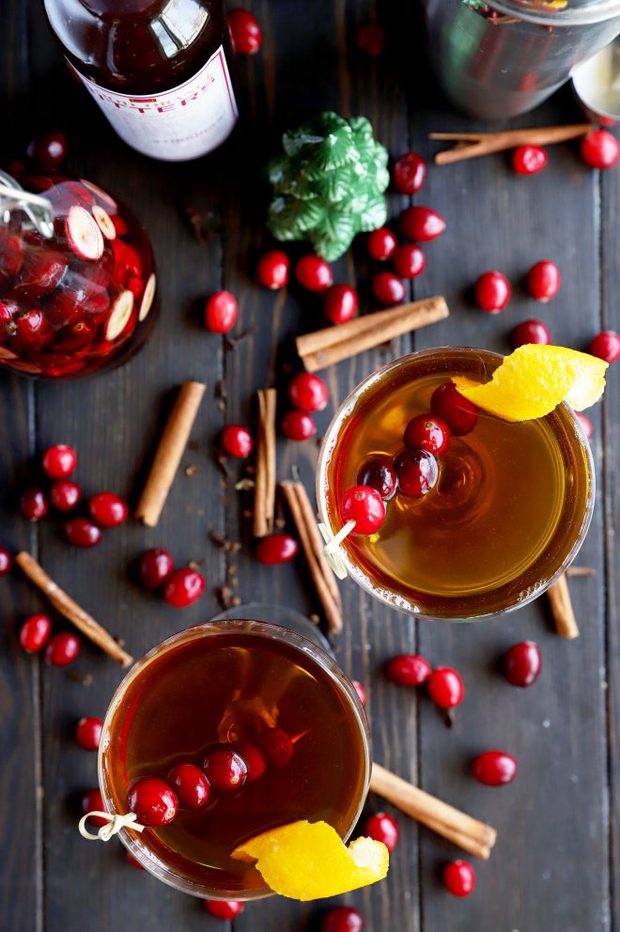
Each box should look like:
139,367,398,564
13,310,54,348
0,232,25,286
15,250,66,297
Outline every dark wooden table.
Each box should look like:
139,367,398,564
1,2,619,931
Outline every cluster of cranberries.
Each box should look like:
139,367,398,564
475,259,561,316
18,611,82,666
138,548,205,608
282,370,329,441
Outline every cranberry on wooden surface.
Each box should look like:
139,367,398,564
65,517,102,547
42,443,77,479
20,487,48,521
474,270,511,313
367,227,397,261
340,485,386,535
168,764,211,809
527,260,561,302
281,409,317,441
19,614,51,653
504,641,541,687
511,319,551,347
76,716,103,751
257,250,289,289
588,330,620,363
221,424,253,458
471,750,517,786
205,900,244,919
204,290,238,333
400,205,446,242
295,255,333,292
372,271,405,305
393,243,427,279
50,479,82,512
260,727,295,766
393,151,427,195
430,382,478,436
351,680,366,705
443,860,476,897
321,906,365,932
163,568,205,608
357,21,384,56
139,548,174,590
403,414,450,456
363,812,399,852
227,8,262,54
256,533,299,565
427,667,464,709
512,144,548,175
580,129,619,169
576,412,593,440
324,284,358,324
203,746,248,792
89,492,128,528
26,130,68,170
288,372,329,412
82,788,107,828
45,631,81,667
385,653,432,687
356,456,397,500
394,448,439,498
236,741,266,782
127,777,178,826
0,547,12,575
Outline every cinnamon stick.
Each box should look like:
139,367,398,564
253,389,277,538
295,297,449,372
280,480,342,634
370,763,497,860
15,551,133,667
547,572,579,639
566,565,596,578
431,124,591,166
135,381,206,527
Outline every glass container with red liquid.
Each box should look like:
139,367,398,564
0,170,156,378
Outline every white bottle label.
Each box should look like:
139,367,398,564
72,45,238,161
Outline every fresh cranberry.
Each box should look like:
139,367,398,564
26,130,68,170
289,372,329,412
281,410,317,440
511,319,551,347
372,271,405,305
45,631,81,666
227,8,262,54
474,270,511,313
256,533,299,565
430,382,478,436
139,548,175,589
82,788,107,828
401,206,446,242
295,255,333,292
580,129,619,169
385,654,432,687
20,488,48,521
203,746,248,792
163,568,205,608
204,290,238,333
235,741,266,781
394,448,439,497
427,667,464,709
17,250,67,297
221,424,253,458
363,813,399,852
0,233,24,286
260,727,295,766
65,517,102,548
443,860,476,897
471,750,517,786
356,456,397,500
393,151,427,195
403,414,450,456
168,764,211,809
392,243,426,279
19,614,51,653
75,716,103,751
50,480,82,512
42,444,77,480
321,906,364,932
352,680,366,705
0,547,12,575
205,900,244,919
512,144,548,175
89,492,128,528
127,777,178,826
257,250,289,289
367,227,397,261
527,260,561,302
576,412,593,440
503,641,541,687
325,284,359,324
340,485,386,535
357,22,384,56
588,330,620,363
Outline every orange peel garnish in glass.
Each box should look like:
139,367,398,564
231,820,389,900
451,345,608,422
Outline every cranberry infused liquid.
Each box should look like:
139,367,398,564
99,622,369,898
318,348,593,620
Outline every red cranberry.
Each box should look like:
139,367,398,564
321,906,364,932
576,412,593,440
205,900,244,919
503,641,541,687
385,654,432,687
357,456,397,500
393,243,426,279
19,614,51,653
372,271,405,305
288,372,329,412
20,488,48,521
527,260,561,302
227,8,262,54
168,764,211,809
203,746,248,792
401,206,446,242
471,750,517,786
403,414,450,456
393,151,427,195
45,631,81,666
580,129,619,169
352,680,366,705
430,382,478,436
65,517,102,548
0,547,12,576
26,130,68,170
163,568,205,608
257,250,289,289
367,227,397,261
256,533,299,565
340,485,386,535
204,290,238,333
588,330,620,363
427,667,464,709
511,319,551,347
82,788,107,828
260,727,295,766
474,270,511,313
512,144,547,175
443,860,476,897
357,22,384,56
281,410,317,440
325,284,359,324
222,424,253,458
363,812,399,852
139,548,174,589
127,777,178,826
76,716,103,751
17,250,67,297
394,448,438,498
295,255,333,292
50,480,82,512
89,492,128,528
235,741,266,781
42,444,77,479
13,309,52,348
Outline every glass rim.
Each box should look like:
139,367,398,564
484,0,620,26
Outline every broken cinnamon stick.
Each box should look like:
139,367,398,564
16,551,133,667
253,388,277,538
135,380,206,527
547,572,579,639
295,296,449,372
431,124,591,166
